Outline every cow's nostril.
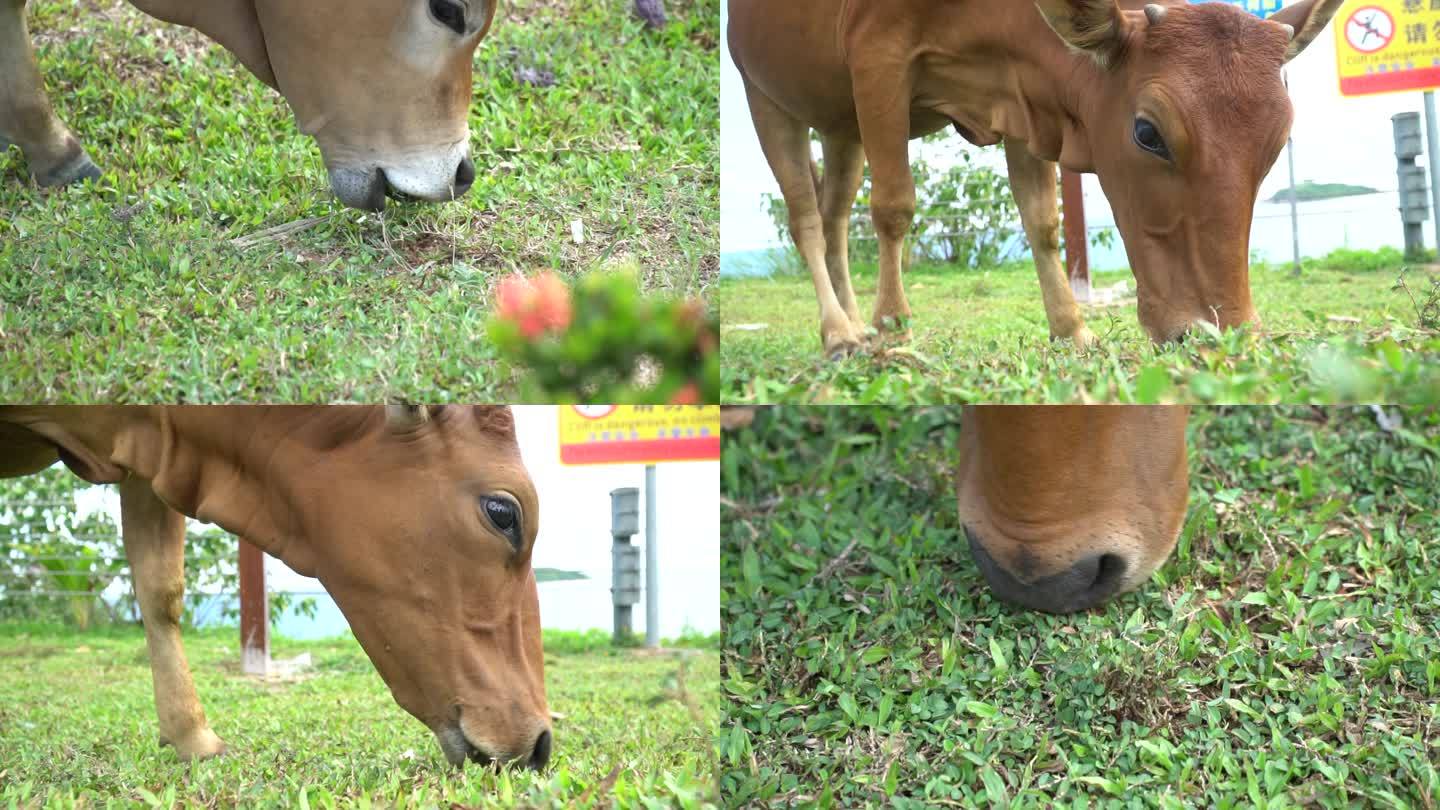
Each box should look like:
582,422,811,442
528,729,552,770
1092,553,1125,594
453,156,476,197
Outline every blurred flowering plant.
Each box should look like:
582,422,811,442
489,269,718,404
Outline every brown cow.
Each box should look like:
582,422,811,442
0,0,495,210
728,0,1343,355
0,405,551,768
958,405,1190,613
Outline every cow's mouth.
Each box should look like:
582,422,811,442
434,721,552,770
460,736,494,767
436,722,494,768
328,156,476,212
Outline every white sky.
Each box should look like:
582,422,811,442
721,0,1425,252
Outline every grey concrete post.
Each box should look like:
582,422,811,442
1394,112,1430,260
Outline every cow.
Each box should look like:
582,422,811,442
728,0,1343,356
0,0,495,211
0,405,552,768
958,405,1190,613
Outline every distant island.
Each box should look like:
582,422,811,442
1268,181,1378,204
536,568,588,583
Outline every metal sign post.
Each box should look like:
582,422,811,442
238,540,268,676
1283,69,1301,275
1426,91,1440,253
644,465,659,649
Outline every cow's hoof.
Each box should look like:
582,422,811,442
822,336,863,360
164,728,227,760
870,314,913,346
821,314,864,358
1065,325,1098,348
35,150,101,188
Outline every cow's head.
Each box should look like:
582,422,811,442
148,0,497,211
292,404,550,768
1034,0,1341,341
957,405,1190,613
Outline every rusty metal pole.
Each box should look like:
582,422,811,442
1060,169,1090,303
239,540,268,676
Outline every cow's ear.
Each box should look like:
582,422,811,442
128,0,277,88
1033,0,1131,69
1269,0,1344,62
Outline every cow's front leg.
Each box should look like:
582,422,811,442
0,0,101,186
1003,139,1095,346
120,476,226,760
853,72,913,343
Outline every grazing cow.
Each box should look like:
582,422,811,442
958,405,1189,613
0,405,552,768
0,0,496,210
728,0,1343,355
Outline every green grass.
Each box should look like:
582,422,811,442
0,0,718,401
0,624,719,807
720,406,1440,807
720,251,1440,403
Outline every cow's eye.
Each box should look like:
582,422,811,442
429,0,466,34
481,495,522,549
1133,117,1172,160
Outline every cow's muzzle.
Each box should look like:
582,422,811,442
327,156,476,212
965,526,1127,614
436,723,552,770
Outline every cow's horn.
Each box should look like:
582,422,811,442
385,402,431,429
1144,3,1166,25
1277,22,1295,41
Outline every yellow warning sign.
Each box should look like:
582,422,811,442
1336,1,1440,96
558,405,720,465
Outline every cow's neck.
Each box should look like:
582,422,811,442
906,14,1103,172
5,406,335,577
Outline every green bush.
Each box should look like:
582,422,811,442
1303,245,1410,273
488,269,719,403
0,467,310,628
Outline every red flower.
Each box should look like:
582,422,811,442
495,272,573,339
669,382,701,405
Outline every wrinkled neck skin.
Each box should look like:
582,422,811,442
0,406,352,578
869,3,1101,170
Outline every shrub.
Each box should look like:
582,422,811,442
489,269,719,404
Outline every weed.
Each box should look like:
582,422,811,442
0,624,720,807
0,0,718,401
720,252,1440,403
720,406,1440,807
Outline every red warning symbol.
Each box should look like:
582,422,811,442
1345,6,1395,54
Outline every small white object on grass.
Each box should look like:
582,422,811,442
570,219,585,245
1370,405,1403,433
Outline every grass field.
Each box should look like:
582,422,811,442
720,406,1440,807
0,625,719,808
720,251,1440,403
0,0,718,401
